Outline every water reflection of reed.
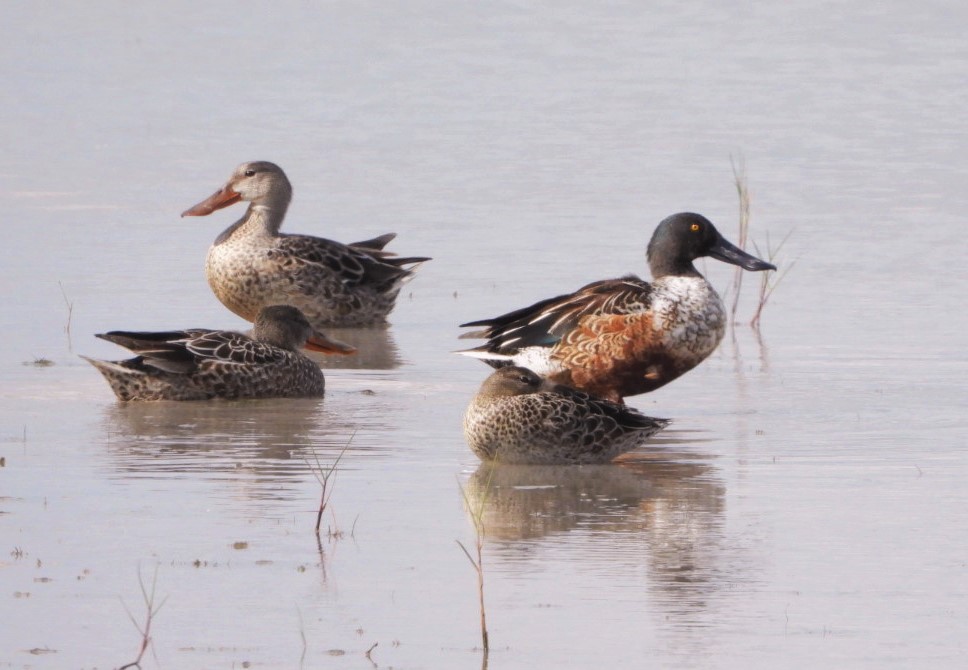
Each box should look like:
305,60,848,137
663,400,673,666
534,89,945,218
306,327,403,370
99,399,369,497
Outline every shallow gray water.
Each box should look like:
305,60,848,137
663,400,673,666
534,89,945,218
2,1,966,668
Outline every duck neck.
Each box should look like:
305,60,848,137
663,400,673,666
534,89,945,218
253,328,292,350
648,254,702,280
214,194,290,245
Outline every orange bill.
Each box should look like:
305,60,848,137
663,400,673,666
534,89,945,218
181,187,242,217
303,333,357,355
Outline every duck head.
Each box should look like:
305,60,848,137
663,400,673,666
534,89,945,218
254,305,356,355
646,212,776,278
181,161,293,217
478,366,555,399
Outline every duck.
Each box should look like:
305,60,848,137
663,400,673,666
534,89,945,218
83,305,355,401
458,212,776,402
181,161,431,328
463,366,669,465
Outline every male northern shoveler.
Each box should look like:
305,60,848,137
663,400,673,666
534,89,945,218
458,212,776,402
83,305,355,401
182,161,430,328
463,366,669,465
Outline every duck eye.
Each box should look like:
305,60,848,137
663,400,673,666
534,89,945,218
690,223,701,232
244,169,256,177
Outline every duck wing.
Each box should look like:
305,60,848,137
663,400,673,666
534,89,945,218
543,381,670,434
460,275,653,354
97,329,284,373
273,233,430,291
182,330,288,366
96,329,209,373
348,232,397,252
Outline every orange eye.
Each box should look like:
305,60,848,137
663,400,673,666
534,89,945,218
690,223,700,232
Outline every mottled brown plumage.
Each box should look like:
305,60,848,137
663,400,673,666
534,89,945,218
83,305,355,401
463,366,669,465
182,161,430,327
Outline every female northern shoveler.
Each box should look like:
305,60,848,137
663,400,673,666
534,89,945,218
182,161,430,328
463,366,669,465
83,305,355,401
458,212,776,402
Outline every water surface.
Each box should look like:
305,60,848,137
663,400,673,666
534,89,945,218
1,1,966,668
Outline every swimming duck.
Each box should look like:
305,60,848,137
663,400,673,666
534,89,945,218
182,161,430,328
83,305,355,401
463,366,669,465
459,212,776,402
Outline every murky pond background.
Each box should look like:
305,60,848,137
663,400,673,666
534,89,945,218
2,1,966,668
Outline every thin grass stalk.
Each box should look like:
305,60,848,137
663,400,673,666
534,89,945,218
306,431,355,534
749,230,796,329
457,467,494,656
297,606,308,669
58,281,74,352
730,157,751,321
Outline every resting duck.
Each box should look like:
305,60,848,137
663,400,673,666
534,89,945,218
463,366,669,465
83,305,355,401
459,212,776,402
182,161,430,327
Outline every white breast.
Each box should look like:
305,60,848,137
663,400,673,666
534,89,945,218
650,276,726,356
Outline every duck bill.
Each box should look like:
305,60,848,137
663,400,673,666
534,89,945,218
303,333,357,355
180,186,242,217
708,235,776,272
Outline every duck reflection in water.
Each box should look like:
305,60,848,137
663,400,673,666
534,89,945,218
304,326,405,370
99,398,370,502
461,444,741,617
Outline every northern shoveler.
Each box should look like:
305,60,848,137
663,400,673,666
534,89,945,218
458,212,776,402
182,161,431,328
83,305,355,401
463,366,669,465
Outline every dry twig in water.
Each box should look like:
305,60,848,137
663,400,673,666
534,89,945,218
365,642,378,667
307,432,355,535
296,606,307,669
58,281,74,352
118,565,167,670
729,157,751,321
456,469,494,658
750,231,796,329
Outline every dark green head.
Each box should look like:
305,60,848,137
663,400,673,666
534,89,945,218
646,212,776,278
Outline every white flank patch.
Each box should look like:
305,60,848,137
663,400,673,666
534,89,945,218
80,356,146,375
511,347,562,376
456,350,514,361
455,346,562,376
